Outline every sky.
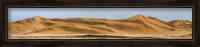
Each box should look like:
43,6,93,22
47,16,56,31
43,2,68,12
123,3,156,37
8,8,192,22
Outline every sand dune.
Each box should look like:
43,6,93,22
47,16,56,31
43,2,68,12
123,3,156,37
8,14,192,39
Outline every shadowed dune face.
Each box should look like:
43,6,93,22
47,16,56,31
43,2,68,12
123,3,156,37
8,14,192,39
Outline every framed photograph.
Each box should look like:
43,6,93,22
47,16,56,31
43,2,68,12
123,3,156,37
7,8,193,39
0,0,199,47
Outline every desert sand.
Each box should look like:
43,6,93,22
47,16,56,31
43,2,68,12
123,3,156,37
8,14,192,39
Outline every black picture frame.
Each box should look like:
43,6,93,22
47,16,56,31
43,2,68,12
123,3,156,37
0,0,199,47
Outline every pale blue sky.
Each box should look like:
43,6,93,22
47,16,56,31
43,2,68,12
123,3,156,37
8,8,192,22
